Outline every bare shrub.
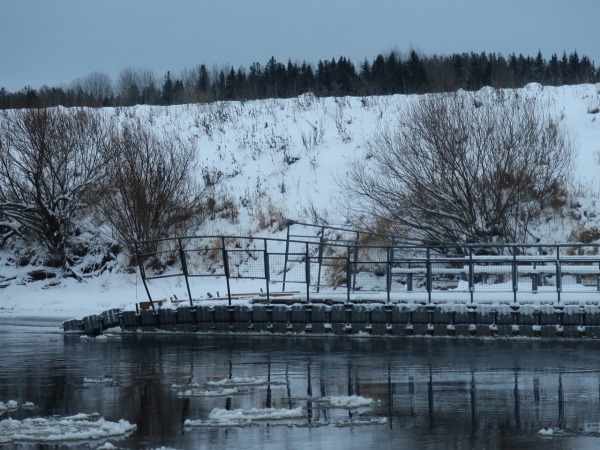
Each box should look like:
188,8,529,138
256,198,286,232
340,90,575,245
98,117,207,258
0,107,110,266
207,192,239,222
569,226,600,244
324,256,350,287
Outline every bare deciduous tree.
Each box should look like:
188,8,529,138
0,107,111,265
116,67,159,105
73,71,114,105
340,90,574,246
98,118,207,257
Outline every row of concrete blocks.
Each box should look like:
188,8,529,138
63,303,600,338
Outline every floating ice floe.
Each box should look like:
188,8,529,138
316,395,376,409
334,417,389,427
538,427,565,436
84,377,116,385
206,376,285,387
184,406,304,427
0,400,19,411
0,400,35,414
97,442,117,449
79,334,108,341
184,405,388,428
176,387,239,398
171,382,202,389
0,413,136,444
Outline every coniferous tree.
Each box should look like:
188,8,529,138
225,67,236,100
533,51,545,82
385,52,401,93
405,50,429,93
299,61,314,94
248,62,264,98
370,54,387,94
162,71,174,105
560,52,570,84
196,64,210,100
0,48,598,108
547,53,561,85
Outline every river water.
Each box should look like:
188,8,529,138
1,326,600,449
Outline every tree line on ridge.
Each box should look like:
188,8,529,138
0,49,597,109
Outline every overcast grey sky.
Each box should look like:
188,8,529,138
1,0,598,91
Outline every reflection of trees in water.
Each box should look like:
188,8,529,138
118,341,189,439
5,329,600,450
177,339,600,435
175,341,600,435
388,368,593,435
65,336,600,436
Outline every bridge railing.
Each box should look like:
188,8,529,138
135,231,600,309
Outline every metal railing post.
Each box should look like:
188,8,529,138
353,232,359,290
135,241,154,308
386,246,392,304
264,238,271,304
178,238,194,307
512,251,518,304
221,236,232,306
282,222,291,292
316,225,325,293
304,242,311,303
556,245,562,304
468,247,474,304
346,255,351,304
426,247,432,304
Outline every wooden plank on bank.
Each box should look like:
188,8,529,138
200,291,301,300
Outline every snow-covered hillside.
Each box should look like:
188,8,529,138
104,83,600,240
97,84,600,234
2,83,600,325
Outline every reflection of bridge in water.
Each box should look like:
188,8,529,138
49,332,600,447
65,222,600,337
165,337,600,439
8,325,600,448
388,368,594,433
215,361,598,433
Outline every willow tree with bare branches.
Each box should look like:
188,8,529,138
97,118,208,257
340,90,574,245
0,107,110,266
